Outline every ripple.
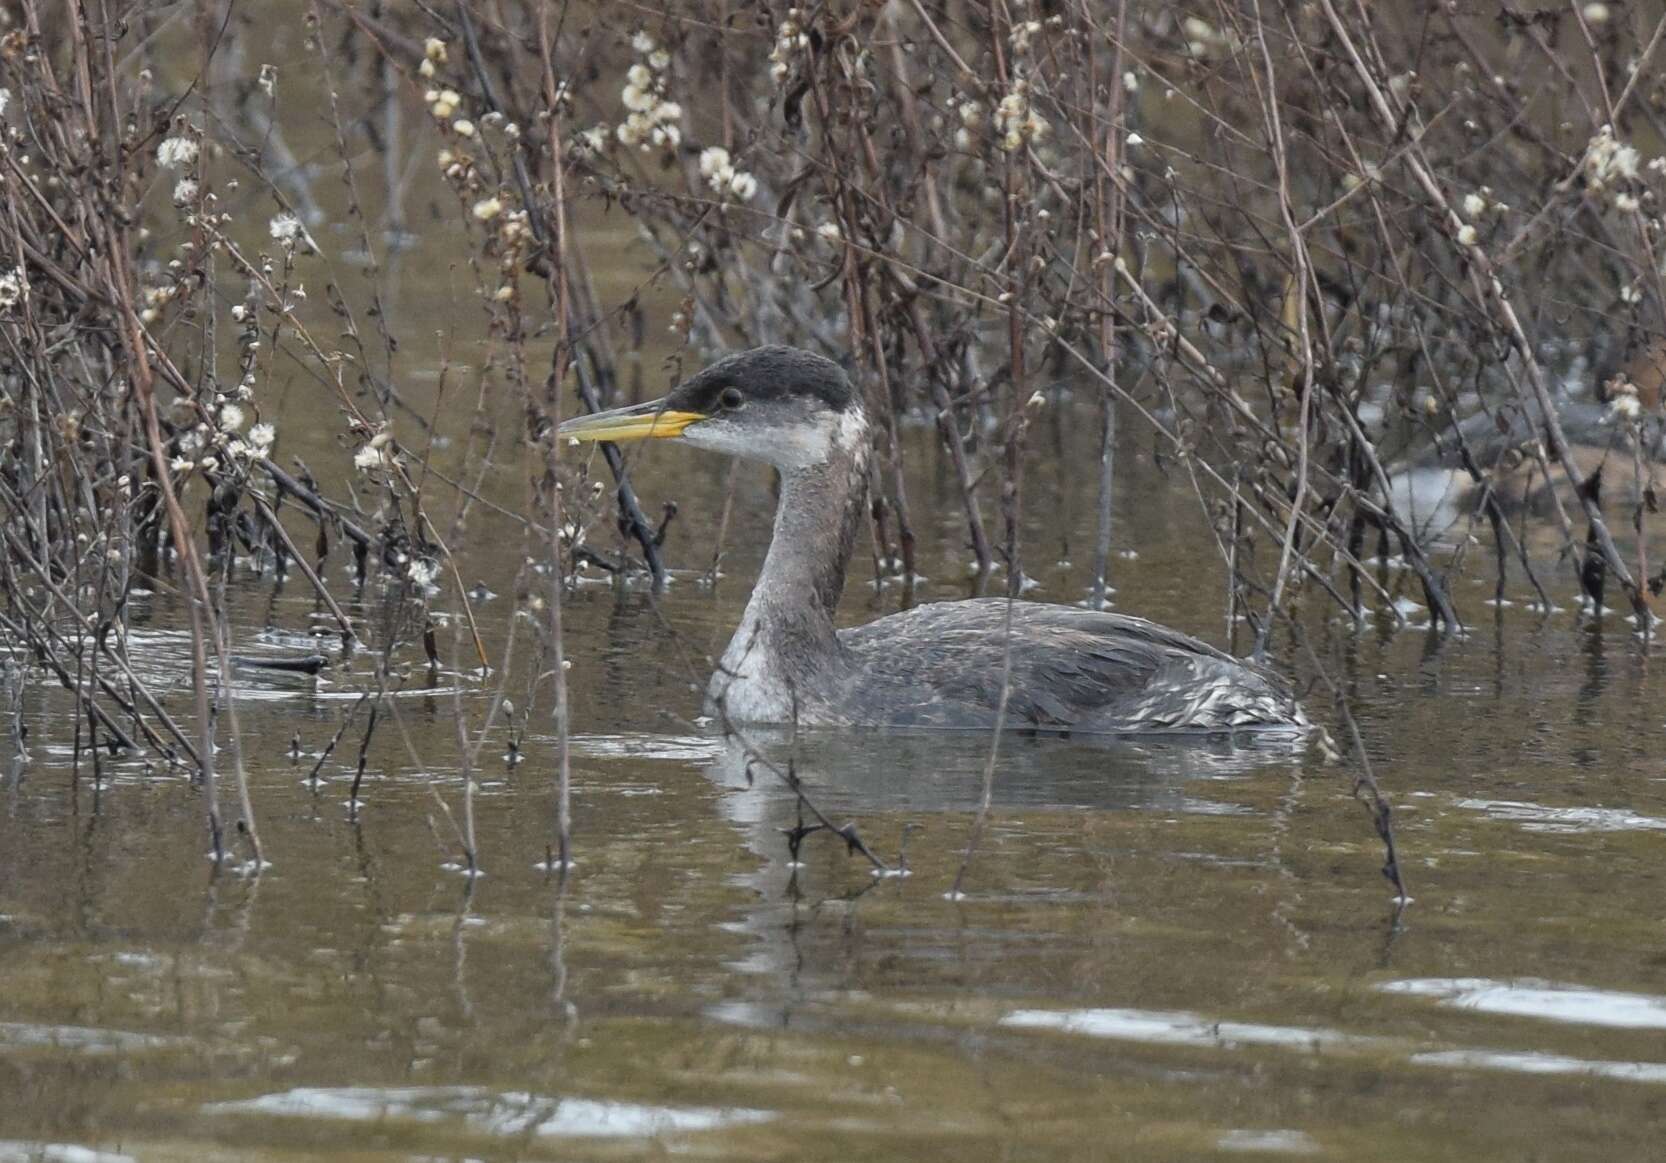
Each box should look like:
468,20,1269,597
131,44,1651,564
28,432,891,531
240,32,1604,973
566,733,727,762
204,1086,773,1138
1454,798,1666,834
1410,1050,1666,1084
1000,1007,1373,1050
0,1023,182,1055
1217,1129,1322,1154
1377,978,1666,1029
999,1003,1666,1087
0,1145,135,1163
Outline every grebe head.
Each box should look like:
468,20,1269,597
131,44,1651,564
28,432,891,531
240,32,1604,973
557,346,865,470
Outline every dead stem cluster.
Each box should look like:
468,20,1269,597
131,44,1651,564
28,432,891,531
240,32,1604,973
358,0,1666,630
1,1,1663,883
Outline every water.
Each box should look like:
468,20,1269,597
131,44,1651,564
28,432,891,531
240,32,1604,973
5,17,1666,1156
4,495,1666,1160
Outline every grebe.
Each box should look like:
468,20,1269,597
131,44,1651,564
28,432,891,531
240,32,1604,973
559,347,1305,734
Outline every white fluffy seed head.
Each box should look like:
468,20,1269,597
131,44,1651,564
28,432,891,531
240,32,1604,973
699,146,731,178
157,136,199,169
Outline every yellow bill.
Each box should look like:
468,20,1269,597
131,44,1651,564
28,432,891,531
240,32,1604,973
557,400,708,443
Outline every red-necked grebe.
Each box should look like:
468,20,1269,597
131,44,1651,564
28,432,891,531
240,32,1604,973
558,346,1305,734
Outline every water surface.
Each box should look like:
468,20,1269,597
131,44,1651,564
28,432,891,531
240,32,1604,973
4,512,1665,1161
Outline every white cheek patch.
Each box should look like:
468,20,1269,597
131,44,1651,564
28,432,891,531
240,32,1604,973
679,418,756,459
682,408,866,470
769,413,838,468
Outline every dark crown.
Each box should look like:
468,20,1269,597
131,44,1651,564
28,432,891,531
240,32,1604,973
674,346,858,414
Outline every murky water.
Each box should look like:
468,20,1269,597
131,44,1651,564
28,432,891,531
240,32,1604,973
4,444,1666,1160
6,15,1666,1158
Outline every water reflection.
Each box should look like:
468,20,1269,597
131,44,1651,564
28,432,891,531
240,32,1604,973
1407,1050,1666,1084
0,1023,182,1054
6,647,1666,1158
998,1004,1666,1087
1453,799,1666,834
701,728,1303,816
205,1086,773,1139
1000,1006,1376,1051
0,1145,135,1163
1217,1129,1322,1154
1378,978,1666,1029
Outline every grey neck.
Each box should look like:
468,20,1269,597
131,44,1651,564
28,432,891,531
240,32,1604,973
717,417,870,701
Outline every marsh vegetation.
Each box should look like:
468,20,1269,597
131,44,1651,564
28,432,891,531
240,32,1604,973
2,2,1666,1157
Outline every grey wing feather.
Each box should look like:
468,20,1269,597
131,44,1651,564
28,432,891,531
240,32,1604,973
837,598,1302,733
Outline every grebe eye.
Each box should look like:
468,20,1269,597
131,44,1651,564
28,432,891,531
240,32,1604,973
719,386,745,410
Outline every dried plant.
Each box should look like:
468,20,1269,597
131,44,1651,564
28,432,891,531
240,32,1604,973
4,1,1662,888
